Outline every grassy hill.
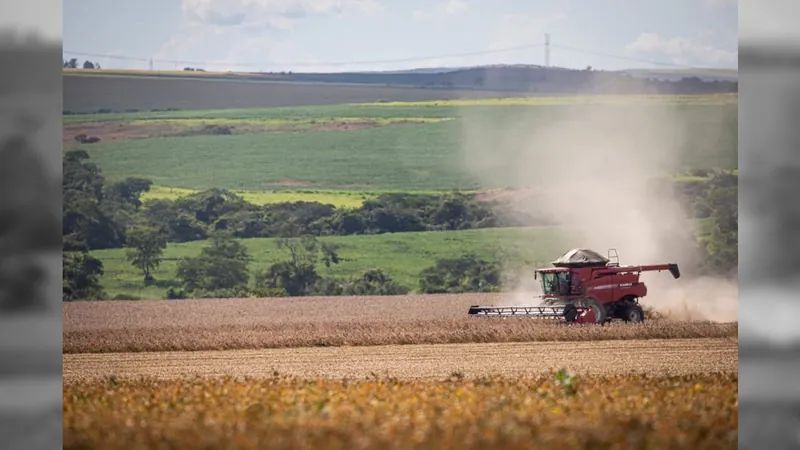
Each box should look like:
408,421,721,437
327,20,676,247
91,227,568,300
74,99,738,192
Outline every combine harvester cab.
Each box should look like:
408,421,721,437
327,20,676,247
468,248,680,324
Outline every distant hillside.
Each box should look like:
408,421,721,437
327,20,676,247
64,63,738,96
250,64,737,95
620,68,738,82
347,65,739,82
360,67,465,74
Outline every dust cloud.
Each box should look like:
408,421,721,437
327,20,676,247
458,99,737,321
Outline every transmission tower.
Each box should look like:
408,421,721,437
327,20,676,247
545,33,550,67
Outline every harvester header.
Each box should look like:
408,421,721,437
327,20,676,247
468,248,680,324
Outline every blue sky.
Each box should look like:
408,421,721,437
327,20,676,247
62,0,739,72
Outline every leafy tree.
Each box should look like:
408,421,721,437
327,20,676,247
255,236,341,297
143,199,208,242
176,189,255,226
697,172,738,277
62,149,126,250
256,261,320,297
125,225,168,282
175,233,251,297
340,269,408,295
261,201,337,237
105,177,153,210
63,251,106,301
418,254,502,294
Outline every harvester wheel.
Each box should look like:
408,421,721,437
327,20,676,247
583,299,607,324
563,304,578,322
622,304,645,323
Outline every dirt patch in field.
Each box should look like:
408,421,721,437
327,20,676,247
63,119,429,145
334,183,376,189
62,338,737,381
313,120,386,132
63,122,152,145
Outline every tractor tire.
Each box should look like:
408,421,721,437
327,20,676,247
622,303,645,323
563,304,578,322
583,298,608,324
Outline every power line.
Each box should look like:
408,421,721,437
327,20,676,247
549,43,712,70
63,41,737,73
62,43,546,69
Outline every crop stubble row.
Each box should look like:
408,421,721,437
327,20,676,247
63,294,737,353
63,338,736,382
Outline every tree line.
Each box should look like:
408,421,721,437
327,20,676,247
63,58,101,69
62,149,738,300
62,150,555,253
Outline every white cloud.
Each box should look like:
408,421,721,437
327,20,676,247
697,29,715,40
152,0,385,71
442,0,469,15
412,0,469,20
624,32,736,67
181,0,384,26
703,0,737,8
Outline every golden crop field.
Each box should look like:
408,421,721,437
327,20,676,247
63,293,739,449
63,294,738,353
63,371,738,450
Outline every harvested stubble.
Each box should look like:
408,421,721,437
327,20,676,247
63,294,737,353
63,372,738,450
64,317,738,353
63,339,737,382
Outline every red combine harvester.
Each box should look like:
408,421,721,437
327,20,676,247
468,248,680,324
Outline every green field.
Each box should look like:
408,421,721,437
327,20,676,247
91,227,569,300
63,94,737,124
77,99,737,192
68,92,737,299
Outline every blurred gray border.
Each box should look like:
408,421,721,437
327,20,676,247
0,26,63,450
738,1,800,448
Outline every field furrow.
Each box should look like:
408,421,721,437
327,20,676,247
63,338,737,382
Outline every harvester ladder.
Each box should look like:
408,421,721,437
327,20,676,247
607,248,620,266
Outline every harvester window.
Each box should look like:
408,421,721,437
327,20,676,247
556,272,570,295
540,273,557,295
